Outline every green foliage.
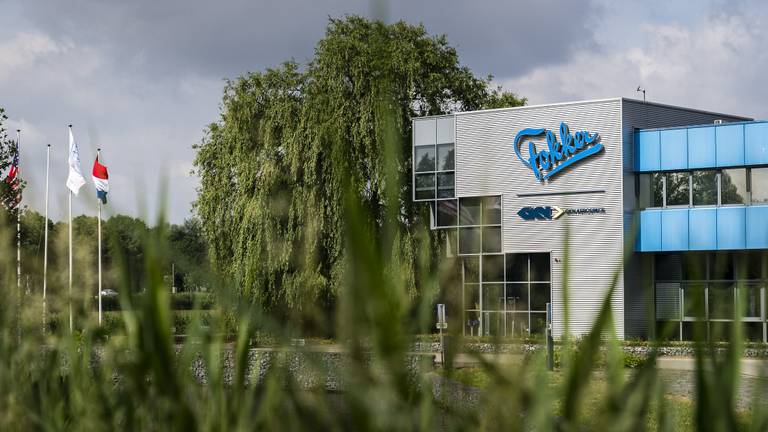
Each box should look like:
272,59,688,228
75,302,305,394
0,108,22,213
15,209,209,297
193,16,525,316
0,96,766,430
100,292,214,311
623,351,647,369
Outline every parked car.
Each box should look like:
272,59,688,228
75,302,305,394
100,289,118,297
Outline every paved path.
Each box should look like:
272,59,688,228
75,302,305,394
657,357,768,377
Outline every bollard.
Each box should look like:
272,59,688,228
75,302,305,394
546,302,554,371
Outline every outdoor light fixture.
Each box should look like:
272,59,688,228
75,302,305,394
636,86,646,102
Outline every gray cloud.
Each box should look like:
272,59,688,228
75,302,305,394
501,0,768,120
13,0,600,80
1,0,601,224
22,0,768,224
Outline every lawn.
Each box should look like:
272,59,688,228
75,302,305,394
443,366,753,431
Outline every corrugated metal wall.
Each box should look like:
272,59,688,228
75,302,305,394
456,99,625,338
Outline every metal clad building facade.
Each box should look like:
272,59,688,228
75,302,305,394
455,100,623,337
413,97,752,340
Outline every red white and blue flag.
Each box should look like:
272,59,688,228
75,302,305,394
92,155,109,204
4,141,21,209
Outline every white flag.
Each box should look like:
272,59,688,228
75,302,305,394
66,127,86,195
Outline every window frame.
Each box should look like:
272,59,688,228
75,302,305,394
639,167,768,209
719,167,750,206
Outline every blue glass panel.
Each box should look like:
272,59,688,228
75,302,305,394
639,210,662,251
746,206,768,249
745,122,768,165
660,129,688,170
715,124,745,167
661,209,689,251
688,208,716,250
636,130,660,172
687,126,716,169
716,207,746,250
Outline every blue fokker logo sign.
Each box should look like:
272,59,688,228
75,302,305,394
513,122,604,181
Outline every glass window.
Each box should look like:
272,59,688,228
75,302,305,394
505,283,528,312
530,313,547,334
482,283,505,311
721,168,748,204
638,174,653,208
683,283,706,319
464,284,480,310
481,196,502,225
465,311,480,334
505,253,528,282
655,253,681,281
506,312,528,337
529,253,551,281
436,199,457,227
462,256,479,283
414,146,435,172
436,144,455,171
481,254,504,282
482,226,501,253
413,119,436,146
736,251,763,280
745,322,763,341
414,173,435,200
445,229,457,257
437,172,455,198
708,282,734,320
692,170,718,206
740,284,761,318
482,311,503,336
436,117,454,144
709,321,732,341
665,172,690,206
652,173,664,207
682,253,707,281
751,168,768,204
459,197,481,226
709,252,734,281
459,227,481,254
529,283,551,311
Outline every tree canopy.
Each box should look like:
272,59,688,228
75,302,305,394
14,209,209,295
193,16,525,314
0,108,23,213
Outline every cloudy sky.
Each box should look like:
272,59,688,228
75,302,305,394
1,0,765,223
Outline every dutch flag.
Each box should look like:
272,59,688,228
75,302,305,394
92,155,109,204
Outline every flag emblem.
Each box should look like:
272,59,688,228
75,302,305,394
3,144,21,209
66,127,86,195
92,155,109,204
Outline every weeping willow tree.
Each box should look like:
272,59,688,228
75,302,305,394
194,16,524,318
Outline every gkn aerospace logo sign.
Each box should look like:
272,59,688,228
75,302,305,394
517,206,606,221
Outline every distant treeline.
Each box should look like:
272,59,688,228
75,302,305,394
11,209,209,294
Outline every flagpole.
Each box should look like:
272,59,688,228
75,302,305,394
68,191,73,333
15,130,21,342
43,144,51,333
97,148,102,325
43,144,50,332
15,130,20,294
68,125,73,334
